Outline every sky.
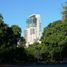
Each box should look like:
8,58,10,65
0,0,67,36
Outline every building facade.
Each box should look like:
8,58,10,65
24,14,41,47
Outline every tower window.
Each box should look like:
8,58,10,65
30,28,35,35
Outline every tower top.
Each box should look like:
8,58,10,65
28,14,40,18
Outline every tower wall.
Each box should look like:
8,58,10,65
24,14,40,47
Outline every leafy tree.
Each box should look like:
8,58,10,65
26,42,42,63
0,13,3,20
0,14,27,64
18,37,26,48
41,19,67,63
62,2,67,20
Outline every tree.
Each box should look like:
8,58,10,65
0,14,8,49
18,37,26,47
0,13,3,20
10,25,21,46
62,2,67,21
41,20,67,63
0,15,27,64
26,42,42,63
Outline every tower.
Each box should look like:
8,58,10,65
24,14,41,47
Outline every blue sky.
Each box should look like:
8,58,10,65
0,0,67,36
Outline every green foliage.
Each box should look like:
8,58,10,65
0,14,27,64
62,2,67,20
0,13,3,20
41,20,67,63
11,25,21,36
18,37,26,48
